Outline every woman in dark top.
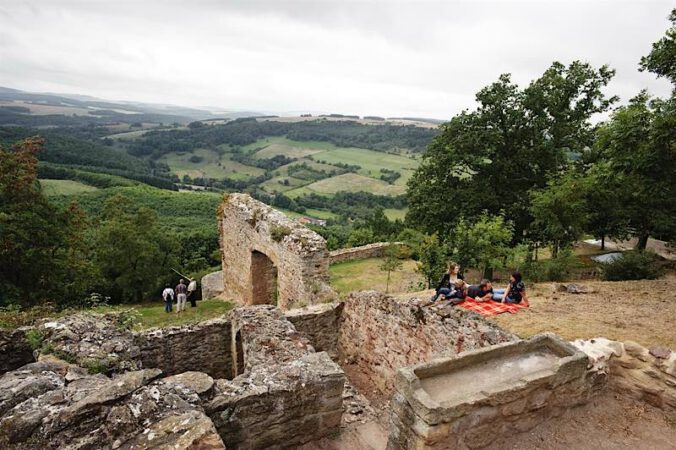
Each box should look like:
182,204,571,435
431,262,464,301
496,272,527,304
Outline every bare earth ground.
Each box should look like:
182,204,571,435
489,275,676,349
485,392,676,450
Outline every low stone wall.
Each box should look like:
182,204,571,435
206,305,345,449
573,337,675,411
329,242,404,264
387,334,592,449
0,327,34,375
136,318,233,379
285,302,344,358
338,291,517,397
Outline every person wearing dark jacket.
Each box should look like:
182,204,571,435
431,262,464,301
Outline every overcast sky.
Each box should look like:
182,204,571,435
0,0,672,118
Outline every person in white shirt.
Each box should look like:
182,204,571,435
162,284,175,313
187,278,198,308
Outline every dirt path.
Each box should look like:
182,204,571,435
490,276,676,348
485,392,676,450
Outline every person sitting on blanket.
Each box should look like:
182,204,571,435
493,272,527,304
431,262,464,301
467,279,494,302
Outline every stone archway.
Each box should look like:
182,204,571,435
219,193,336,310
250,250,278,305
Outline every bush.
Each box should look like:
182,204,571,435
522,249,582,282
600,251,664,281
25,329,45,350
270,225,292,242
0,304,57,329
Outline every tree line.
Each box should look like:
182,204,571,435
406,10,675,277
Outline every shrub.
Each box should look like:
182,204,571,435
24,329,45,350
116,309,141,330
270,225,292,242
0,304,57,329
523,249,582,282
600,251,663,281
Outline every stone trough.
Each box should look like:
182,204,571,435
388,334,591,449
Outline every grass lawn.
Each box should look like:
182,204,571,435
40,179,99,196
253,143,324,159
330,257,423,295
116,299,234,330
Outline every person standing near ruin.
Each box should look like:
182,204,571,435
187,278,198,308
162,283,175,313
175,279,188,313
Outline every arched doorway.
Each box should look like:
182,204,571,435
250,250,278,305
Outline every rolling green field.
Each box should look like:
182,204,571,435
159,148,265,179
330,257,423,294
130,134,413,219
40,179,99,196
285,173,406,197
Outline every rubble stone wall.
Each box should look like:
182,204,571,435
338,291,517,397
329,242,404,264
0,327,34,375
137,318,233,379
206,305,345,449
285,302,344,359
219,193,335,310
573,337,675,411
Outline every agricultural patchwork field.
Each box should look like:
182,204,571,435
118,133,415,220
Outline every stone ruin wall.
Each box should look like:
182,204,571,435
205,305,345,449
219,193,335,310
337,291,518,397
285,302,344,359
329,241,404,264
137,318,233,379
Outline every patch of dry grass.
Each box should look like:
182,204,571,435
489,275,676,348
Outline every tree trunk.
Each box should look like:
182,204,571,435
385,271,391,293
483,267,494,281
552,242,559,259
637,233,649,250
601,236,605,251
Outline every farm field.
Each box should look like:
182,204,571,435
384,208,407,220
285,173,407,197
159,148,265,179
311,146,418,185
39,179,99,196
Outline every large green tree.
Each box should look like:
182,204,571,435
593,92,675,249
0,138,93,306
449,213,513,279
94,194,179,303
639,8,676,85
407,62,616,240
529,172,588,257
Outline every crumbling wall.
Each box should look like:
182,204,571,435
0,327,34,375
136,318,233,379
329,242,404,264
338,291,517,397
285,302,344,358
219,193,335,310
206,305,345,449
574,337,675,411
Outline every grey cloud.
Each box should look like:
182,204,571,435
0,0,672,118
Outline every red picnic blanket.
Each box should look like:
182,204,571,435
458,298,529,316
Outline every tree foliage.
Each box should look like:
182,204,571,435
449,213,513,278
407,61,616,240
